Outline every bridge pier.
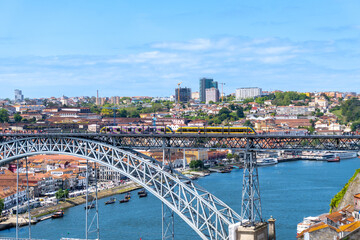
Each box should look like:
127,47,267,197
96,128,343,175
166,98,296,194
231,149,276,240
234,222,268,240
241,151,262,223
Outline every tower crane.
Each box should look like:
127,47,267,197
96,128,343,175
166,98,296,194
177,82,182,103
219,83,226,102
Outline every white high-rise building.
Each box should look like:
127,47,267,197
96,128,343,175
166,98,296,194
235,87,262,100
205,88,219,103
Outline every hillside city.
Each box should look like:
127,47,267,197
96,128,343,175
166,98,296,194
0,78,360,239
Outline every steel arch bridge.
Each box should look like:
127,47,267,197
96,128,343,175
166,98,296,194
0,136,241,240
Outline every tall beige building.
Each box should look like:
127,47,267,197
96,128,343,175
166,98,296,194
110,96,121,105
191,92,200,100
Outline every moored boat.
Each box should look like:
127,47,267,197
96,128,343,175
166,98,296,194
327,156,340,162
138,189,146,195
119,198,129,203
84,204,95,209
256,158,278,166
105,197,116,205
332,151,357,160
139,192,148,198
51,210,64,218
125,193,131,200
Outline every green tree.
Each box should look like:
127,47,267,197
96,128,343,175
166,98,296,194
14,113,22,123
118,109,128,117
189,160,204,169
129,111,140,118
272,91,309,106
244,120,253,127
242,98,254,104
30,117,37,123
100,108,113,117
351,121,360,132
64,189,69,198
314,109,324,117
340,98,360,123
0,109,9,123
219,107,231,116
55,189,65,200
236,108,244,118
90,106,101,114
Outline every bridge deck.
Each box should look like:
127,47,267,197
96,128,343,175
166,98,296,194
0,133,359,151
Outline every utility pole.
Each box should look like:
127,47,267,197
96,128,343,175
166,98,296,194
219,83,225,102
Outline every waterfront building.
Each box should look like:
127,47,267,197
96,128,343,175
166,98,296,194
175,87,191,103
199,78,218,103
98,165,122,182
14,89,24,103
235,87,262,100
205,88,219,104
185,149,209,162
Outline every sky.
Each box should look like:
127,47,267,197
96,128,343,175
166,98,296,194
0,0,359,99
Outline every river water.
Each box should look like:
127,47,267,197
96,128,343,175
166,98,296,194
1,157,360,239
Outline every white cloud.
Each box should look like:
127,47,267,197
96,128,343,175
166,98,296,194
152,38,213,51
0,35,359,98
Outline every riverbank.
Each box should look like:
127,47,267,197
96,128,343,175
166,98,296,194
0,181,141,231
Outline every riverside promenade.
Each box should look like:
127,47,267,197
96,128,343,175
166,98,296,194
0,181,141,230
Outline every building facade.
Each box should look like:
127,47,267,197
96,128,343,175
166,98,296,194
199,78,218,103
14,89,24,103
235,87,262,100
205,88,220,103
191,92,200,100
175,87,191,103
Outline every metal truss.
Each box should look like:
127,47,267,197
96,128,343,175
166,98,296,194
241,151,262,225
85,160,100,240
0,137,242,240
162,202,174,240
1,133,360,151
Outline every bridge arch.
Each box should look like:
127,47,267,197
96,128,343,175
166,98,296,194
0,136,241,240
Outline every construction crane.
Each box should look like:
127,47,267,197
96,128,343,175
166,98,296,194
219,83,226,102
177,82,182,103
